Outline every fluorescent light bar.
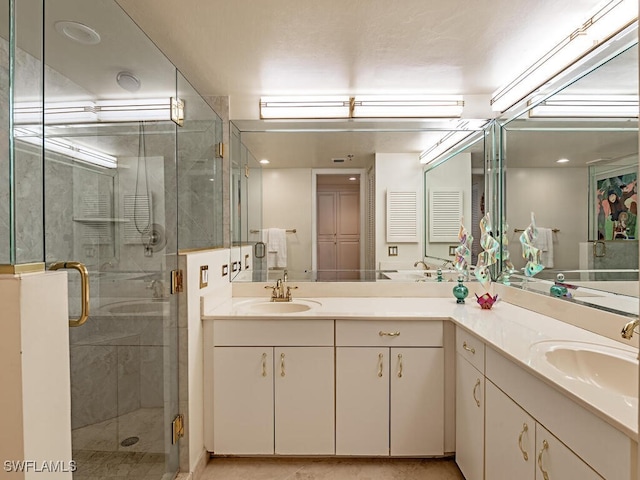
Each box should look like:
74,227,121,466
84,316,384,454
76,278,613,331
419,120,487,165
260,95,465,119
14,127,117,168
14,98,182,125
352,95,463,118
491,0,638,113
528,94,639,117
260,96,351,119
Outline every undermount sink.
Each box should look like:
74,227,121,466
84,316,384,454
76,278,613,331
235,299,322,314
530,341,638,399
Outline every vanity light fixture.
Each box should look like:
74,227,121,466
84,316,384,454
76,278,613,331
528,94,639,118
491,0,638,113
419,119,488,165
260,95,464,119
14,98,185,125
14,127,117,169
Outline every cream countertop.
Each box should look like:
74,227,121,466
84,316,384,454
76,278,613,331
202,296,638,440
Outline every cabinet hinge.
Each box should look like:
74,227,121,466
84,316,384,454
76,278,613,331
172,413,185,444
171,269,184,294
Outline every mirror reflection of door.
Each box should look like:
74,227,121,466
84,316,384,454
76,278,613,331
317,175,361,280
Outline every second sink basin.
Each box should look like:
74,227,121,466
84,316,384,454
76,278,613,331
235,298,322,315
530,341,638,399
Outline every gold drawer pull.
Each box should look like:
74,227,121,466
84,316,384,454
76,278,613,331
379,331,400,337
537,440,549,480
518,423,529,461
261,353,268,377
397,353,403,378
378,353,384,377
280,353,286,377
472,378,481,407
463,341,475,354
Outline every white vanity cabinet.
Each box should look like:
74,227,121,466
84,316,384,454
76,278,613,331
211,319,334,455
335,320,444,456
455,329,485,480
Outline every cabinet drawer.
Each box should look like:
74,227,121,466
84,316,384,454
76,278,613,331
456,327,484,373
213,319,334,346
336,320,442,347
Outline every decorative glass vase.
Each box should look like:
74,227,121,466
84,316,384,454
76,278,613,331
453,276,468,304
475,292,498,309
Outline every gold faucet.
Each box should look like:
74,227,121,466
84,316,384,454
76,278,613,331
265,272,298,302
621,319,639,339
414,261,429,270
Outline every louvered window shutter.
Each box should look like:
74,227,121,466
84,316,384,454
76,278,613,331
429,190,462,242
386,191,418,243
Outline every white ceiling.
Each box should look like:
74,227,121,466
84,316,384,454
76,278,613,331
115,0,610,119
12,0,637,169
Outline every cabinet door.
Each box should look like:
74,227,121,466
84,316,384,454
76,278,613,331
485,381,535,480
455,354,484,480
336,347,389,455
390,347,444,456
535,424,603,480
212,347,274,454
275,347,335,454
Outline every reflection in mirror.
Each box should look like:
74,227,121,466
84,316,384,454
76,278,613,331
229,120,487,282
500,41,638,315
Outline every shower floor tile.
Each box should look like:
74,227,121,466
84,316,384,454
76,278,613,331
72,407,165,454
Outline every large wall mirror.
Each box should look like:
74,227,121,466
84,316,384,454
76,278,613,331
229,119,487,282
499,41,638,316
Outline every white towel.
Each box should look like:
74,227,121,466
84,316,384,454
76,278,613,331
533,227,554,268
266,228,287,268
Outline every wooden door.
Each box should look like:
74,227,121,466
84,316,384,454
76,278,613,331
336,347,389,455
390,347,444,456
212,347,274,454
485,381,535,480
274,347,335,455
455,354,485,480
317,185,360,280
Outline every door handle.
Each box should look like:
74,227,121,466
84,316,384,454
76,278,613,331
49,261,90,327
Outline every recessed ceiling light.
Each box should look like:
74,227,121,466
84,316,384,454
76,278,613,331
54,21,101,45
116,71,141,92
557,158,570,164
259,159,270,164
349,177,357,181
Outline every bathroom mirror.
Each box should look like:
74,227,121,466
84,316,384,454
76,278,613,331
229,119,487,281
498,41,638,314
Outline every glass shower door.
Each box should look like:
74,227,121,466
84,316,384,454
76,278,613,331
43,121,180,479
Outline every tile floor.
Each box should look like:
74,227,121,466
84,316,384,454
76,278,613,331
72,450,167,480
199,457,465,480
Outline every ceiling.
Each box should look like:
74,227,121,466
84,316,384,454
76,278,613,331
6,1,637,169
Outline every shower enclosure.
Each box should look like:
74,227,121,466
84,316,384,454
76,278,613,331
2,1,224,479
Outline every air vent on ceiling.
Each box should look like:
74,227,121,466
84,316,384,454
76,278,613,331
332,158,345,163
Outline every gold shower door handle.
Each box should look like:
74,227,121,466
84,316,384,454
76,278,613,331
49,261,90,327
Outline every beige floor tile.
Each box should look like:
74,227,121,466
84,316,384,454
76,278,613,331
200,457,464,480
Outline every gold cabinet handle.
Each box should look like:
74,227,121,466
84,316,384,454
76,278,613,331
377,353,384,377
49,261,90,327
472,378,481,407
379,331,400,337
280,352,286,377
397,353,403,378
261,352,268,377
518,423,529,461
537,440,549,480
463,341,475,354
